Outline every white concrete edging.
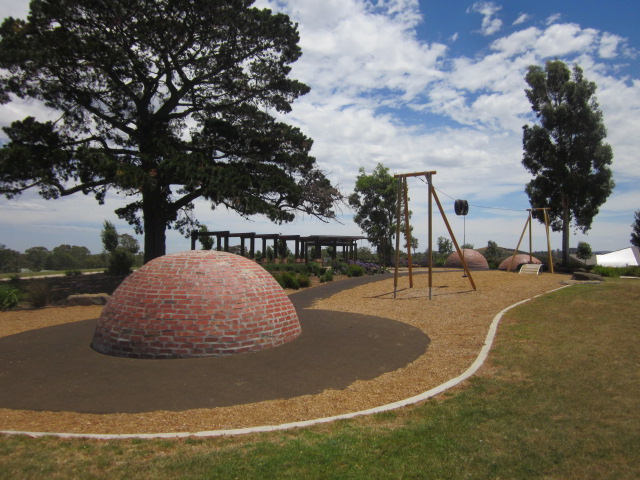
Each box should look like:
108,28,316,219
1,285,571,440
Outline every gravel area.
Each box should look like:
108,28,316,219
0,269,571,435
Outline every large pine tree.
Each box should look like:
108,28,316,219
0,0,340,262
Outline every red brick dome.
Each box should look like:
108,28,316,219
498,254,542,271
444,249,489,270
91,250,301,359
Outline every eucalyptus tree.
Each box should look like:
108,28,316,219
522,60,614,266
0,0,340,262
348,163,401,266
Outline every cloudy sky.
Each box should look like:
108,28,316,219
1,0,639,256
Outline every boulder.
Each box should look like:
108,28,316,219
571,271,604,282
65,293,111,306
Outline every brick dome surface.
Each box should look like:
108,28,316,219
498,254,542,271
444,249,489,270
91,250,301,359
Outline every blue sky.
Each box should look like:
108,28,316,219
1,0,639,256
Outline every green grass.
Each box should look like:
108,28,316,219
1,279,639,479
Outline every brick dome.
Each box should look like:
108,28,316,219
91,250,301,359
444,249,489,270
498,254,542,271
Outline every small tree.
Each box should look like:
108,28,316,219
197,225,214,251
100,221,134,275
349,163,407,266
522,60,614,266
118,234,140,254
101,221,119,254
485,240,502,261
631,210,640,249
437,237,453,256
576,241,593,262
24,246,50,272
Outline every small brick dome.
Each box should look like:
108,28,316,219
91,250,301,359
444,249,489,270
498,254,542,271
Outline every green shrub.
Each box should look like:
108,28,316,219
298,275,311,288
0,284,22,310
27,280,50,308
65,269,83,276
320,270,334,283
273,271,300,290
346,264,365,277
592,265,640,278
624,266,640,277
592,265,621,277
107,249,134,276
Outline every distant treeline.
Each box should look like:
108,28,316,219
0,244,143,274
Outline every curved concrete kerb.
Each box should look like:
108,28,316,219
91,250,301,359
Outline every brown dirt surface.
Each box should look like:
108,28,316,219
0,269,571,435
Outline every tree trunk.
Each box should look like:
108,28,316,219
561,192,571,266
142,188,167,263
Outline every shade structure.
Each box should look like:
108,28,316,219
91,250,301,359
596,247,639,267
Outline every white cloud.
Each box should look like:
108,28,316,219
534,23,599,58
546,13,562,25
513,13,531,26
599,32,623,59
468,1,503,36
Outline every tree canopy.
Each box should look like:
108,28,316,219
348,163,401,265
576,241,592,261
631,211,640,249
0,0,340,262
522,60,614,265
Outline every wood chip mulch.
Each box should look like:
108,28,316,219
0,269,571,435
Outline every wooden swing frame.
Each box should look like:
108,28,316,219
506,208,555,274
393,171,476,299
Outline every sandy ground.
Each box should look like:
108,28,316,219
0,269,571,435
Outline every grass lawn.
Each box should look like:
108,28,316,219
1,278,638,479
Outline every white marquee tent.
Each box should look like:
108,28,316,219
596,246,640,267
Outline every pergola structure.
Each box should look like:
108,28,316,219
190,230,366,263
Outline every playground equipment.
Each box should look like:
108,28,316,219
393,171,476,299
506,208,554,273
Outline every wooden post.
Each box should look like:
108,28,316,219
543,208,554,274
394,176,402,299
507,215,530,272
431,188,476,290
403,177,414,288
528,209,533,263
427,173,433,300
